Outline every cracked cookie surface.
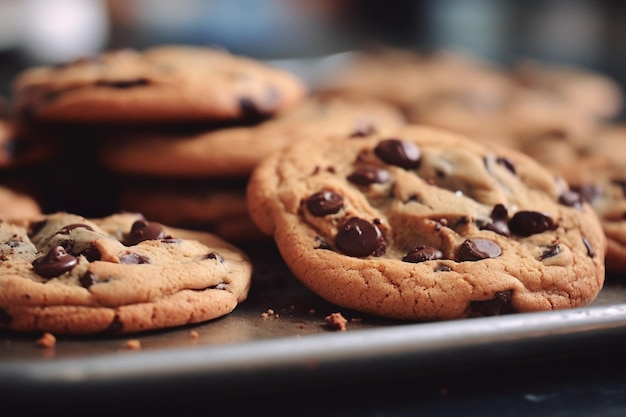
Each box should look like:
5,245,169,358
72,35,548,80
0,212,252,334
247,125,605,320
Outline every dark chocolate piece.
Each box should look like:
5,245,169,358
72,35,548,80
306,190,344,216
32,246,78,278
402,245,443,263
509,211,555,237
458,238,502,261
335,217,386,257
374,139,421,169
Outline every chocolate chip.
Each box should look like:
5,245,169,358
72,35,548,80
496,157,516,175
79,271,98,288
160,238,181,243
468,290,516,317
482,204,510,236
95,78,150,89
32,246,78,278
119,252,150,264
335,217,386,257
374,139,421,169
124,220,165,246
205,252,224,263
347,166,390,186
558,190,583,208
582,237,595,258
402,245,443,263
508,211,555,237
457,238,502,261
305,190,344,216
540,244,561,260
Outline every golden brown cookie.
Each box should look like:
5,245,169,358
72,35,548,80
0,212,252,334
12,45,306,125
0,185,41,220
98,92,406,178
247,125,605,321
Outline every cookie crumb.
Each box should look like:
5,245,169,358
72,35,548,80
309,308,316,315
124,339,141,350
189,330,199,339
35,332,56,348
325,312,348,331
261,308,279,319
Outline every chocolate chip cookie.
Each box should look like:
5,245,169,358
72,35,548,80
11,45,306,125
247,125,606,320
0,211,252,334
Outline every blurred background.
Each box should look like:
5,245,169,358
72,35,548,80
0,0,625,111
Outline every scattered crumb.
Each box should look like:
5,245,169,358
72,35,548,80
35,332,56,348
309,308,316,315
261,308,280,319
189,330,199,339
123,339,141,350
325,312,348,331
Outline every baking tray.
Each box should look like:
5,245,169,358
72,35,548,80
1,241,626,403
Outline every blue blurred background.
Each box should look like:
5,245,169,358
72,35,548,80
1,0,625,103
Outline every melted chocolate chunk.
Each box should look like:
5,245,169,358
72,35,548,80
558,190,583,208
305,191,344,216
119,252,150,264
79,271,98,288
509,211,555,237
434,264,452,272
457,238,502,261
32,246,78,278
582,237,595,258
468,290,516,317
374,139,421,169
540,244,561,260
124,220,165,246
335,217,386,257
402,245,443,263
482,204,510,236
347,166,390,186
95,78,150,89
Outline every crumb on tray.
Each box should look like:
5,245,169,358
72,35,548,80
325,312,348,331
35,332,56,348
124,339,141,350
